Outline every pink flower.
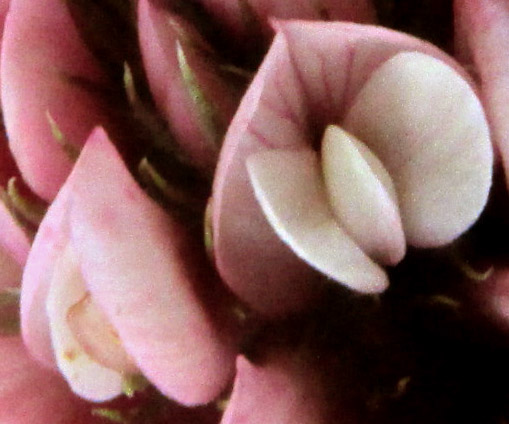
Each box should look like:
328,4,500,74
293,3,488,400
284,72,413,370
210,21,493,316
20,127,238,405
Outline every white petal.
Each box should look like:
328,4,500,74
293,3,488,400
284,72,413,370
321,125,405,265
46,244,124,402
247,149,388,294
344,51,493,247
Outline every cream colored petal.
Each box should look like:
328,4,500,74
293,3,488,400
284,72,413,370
321,125,405,265
46,244,124,402
247,149,388,293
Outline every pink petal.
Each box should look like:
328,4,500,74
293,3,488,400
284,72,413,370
212,31,317,316
221,353,337,424
343,52,492,247
321,125,405,265
454,0,509,179
138,0,240,172
247,149,388,293
68,127,236,405
0,336,100,424
201,0,375,43
21,177,73,369
1,0,111,200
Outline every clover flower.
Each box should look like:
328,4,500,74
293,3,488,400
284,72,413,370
0,0,509,423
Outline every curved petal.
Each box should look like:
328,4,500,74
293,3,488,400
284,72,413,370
1,0,111,200
321,125,405,265
138,0,240,172
343,52,492,247
0,336,100,424
454,0,509,177
68,127,236,406
247,149,388,293
221,352,337,424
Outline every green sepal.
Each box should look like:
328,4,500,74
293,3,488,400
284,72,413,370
203,197,214,261
425,294,461,311
6,177,47,227
122,373,149,398
0,187,34,241
0,178,47,241
46,111,80,161
123,62,137,107
215,396,230,412
176,41,223,152
138,157,197,209
91,408,127,423
122,64,179,159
